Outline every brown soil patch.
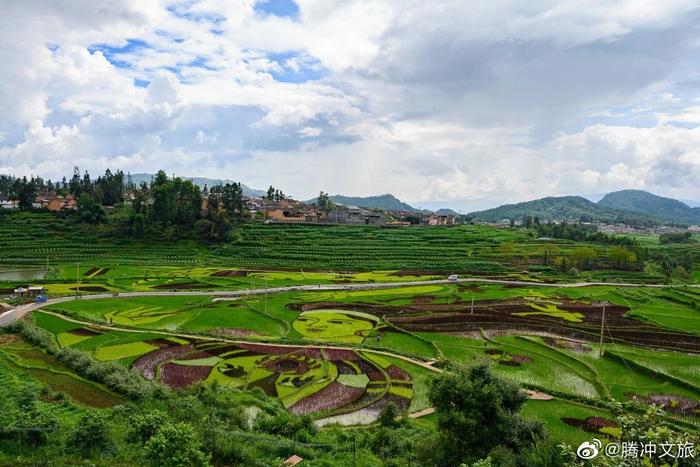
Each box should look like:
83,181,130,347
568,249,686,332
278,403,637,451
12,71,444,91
211,328,262,338
159,363,212,389
297,297,700,353
499,360,521,367
627,393,699,415
210,270,250,277
263,357,310,374
542,336,592,353
511,354,532,364
386,365,412,381
143,338,179,348
562,416,617,435
152,282,211,290
290,381,365,415
458,285,484,293
394,270,445,277
83,267,100,276
412,296,437,305
68,328,102,337
0,334,23,345
250,374,278,396
70,286,110,292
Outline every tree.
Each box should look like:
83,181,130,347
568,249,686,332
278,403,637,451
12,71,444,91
426,364,545,465
378,401,400,428
571,247,598,270
144,422,209,467
77,193,106,224
609,246,637,270
68,412,114,457
317,191,334,213
266,185,275,201
127,410,167,445
16,176,36,210
221,182,244,218
69,166,82,196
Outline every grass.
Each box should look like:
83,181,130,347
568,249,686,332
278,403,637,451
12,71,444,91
47,297,288,337
94,341,159,361
337,374,370,388
56,331,92,347
521,399,613,445
0,336,123,408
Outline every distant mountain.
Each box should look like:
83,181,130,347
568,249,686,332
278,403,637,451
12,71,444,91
469,196,658,226
128,173,265,197
435,208,460,216
307,194,419,212
598,190,700,225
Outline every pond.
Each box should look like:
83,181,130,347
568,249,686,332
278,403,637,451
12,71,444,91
0,269,47,281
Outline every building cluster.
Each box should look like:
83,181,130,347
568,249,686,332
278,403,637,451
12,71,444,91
242,197,460,226
1,185,461,227
0,192,78,211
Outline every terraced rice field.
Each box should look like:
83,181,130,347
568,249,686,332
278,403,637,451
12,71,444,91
30,276,700,436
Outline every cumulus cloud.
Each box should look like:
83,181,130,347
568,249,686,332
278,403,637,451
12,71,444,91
2,0,700,209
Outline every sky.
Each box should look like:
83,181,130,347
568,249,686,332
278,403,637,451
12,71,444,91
2,0,700,211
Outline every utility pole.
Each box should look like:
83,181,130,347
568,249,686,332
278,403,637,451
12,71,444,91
598,301,607,358
264,278,268,314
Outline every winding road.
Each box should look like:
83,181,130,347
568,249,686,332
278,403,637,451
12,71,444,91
1,276,698,327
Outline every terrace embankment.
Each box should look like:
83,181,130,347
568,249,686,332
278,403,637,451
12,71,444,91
294,298,700,353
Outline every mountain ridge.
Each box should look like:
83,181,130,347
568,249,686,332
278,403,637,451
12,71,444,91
306,193,420,212
468,195,659,226
598,189,700,225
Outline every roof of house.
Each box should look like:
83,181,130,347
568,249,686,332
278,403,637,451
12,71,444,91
284,455,304,466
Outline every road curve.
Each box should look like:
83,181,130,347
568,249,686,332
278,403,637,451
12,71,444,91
1,276,698,327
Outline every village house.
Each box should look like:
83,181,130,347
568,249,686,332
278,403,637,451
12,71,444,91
14,286,45,297
328,205,384,225
0,199,18,209
428,214,457,226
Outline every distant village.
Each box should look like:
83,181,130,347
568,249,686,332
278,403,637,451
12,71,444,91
0,188,462,227
482,217,700,235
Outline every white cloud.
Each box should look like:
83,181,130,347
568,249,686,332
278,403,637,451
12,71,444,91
2,0,700,209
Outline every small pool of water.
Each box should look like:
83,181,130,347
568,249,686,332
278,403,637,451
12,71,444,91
0,269,47,281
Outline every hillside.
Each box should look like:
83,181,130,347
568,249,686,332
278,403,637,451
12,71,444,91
307,193,419,212
469,196,657,226
598,190,700,225
129,173,265,197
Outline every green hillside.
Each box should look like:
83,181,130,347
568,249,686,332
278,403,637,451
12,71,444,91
469,196,657,226
598,190,700,225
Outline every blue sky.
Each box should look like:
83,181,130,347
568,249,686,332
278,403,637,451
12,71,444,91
2,0,700,210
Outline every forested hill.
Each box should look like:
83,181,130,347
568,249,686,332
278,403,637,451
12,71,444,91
468,196,658,226
598,190,700,225
307,193,419,212
129,173,264,197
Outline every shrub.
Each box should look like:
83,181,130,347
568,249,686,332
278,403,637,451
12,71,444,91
144,422,209,467
68,412,114,457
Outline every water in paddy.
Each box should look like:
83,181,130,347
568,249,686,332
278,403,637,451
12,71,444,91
0,269,47,281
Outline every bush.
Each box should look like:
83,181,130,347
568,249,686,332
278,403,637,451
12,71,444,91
14,320,167,401
68,412,114,457
144,422,209,467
